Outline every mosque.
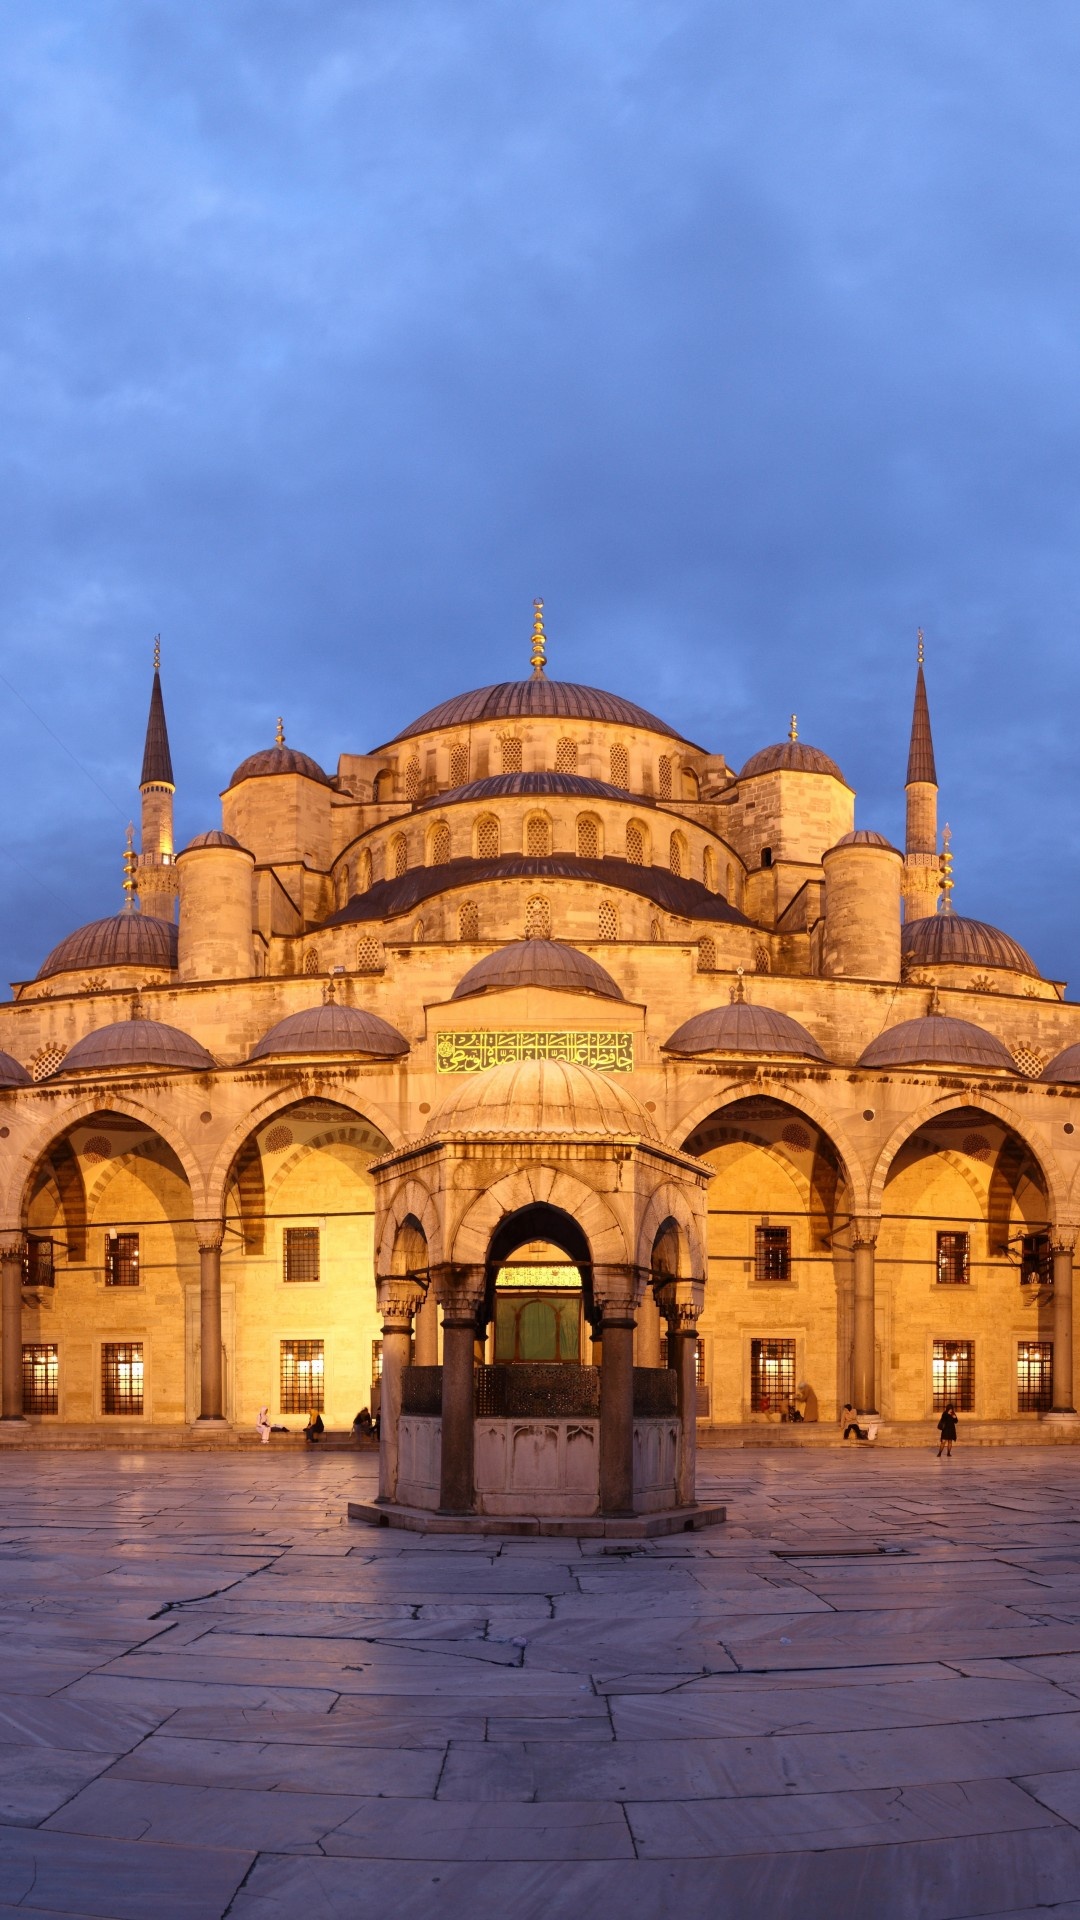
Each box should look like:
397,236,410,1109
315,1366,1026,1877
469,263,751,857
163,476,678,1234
1,605,1079,1518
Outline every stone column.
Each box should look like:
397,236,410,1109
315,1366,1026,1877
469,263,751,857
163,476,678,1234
375,1276,425,1504
0,1231,24,1424
658,1279,705,1509
634,1283,663,1367
1051,1232,1077,1416
595,1266,642,1518
433,1264,485,1515
194,1222,227,1425
852,1223,879,1416
413,1286,439,1367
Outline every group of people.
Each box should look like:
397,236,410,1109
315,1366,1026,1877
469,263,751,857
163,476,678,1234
253,1406,380,1445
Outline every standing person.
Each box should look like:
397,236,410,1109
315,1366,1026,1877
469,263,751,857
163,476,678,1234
256,1405,272,1445
937,1403,958,1457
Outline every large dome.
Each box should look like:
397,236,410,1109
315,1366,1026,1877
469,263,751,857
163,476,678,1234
227,746,331,789
859,1016,1016,1073
421,772,635,807
902,914,1039,978
664,1001,827,1060
56,1020,215,1076
740,741,845,781
37,911,178,982
0,1051,30,1088
423,1057,659,1142
250,1002,409,1060
388,679,691,745
452,940,623,1003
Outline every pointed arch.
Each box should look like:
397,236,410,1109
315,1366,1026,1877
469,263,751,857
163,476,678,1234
672,1080,868,1215
450,1165,629,1269
869,1090,1064,1221
5,1093,204,1230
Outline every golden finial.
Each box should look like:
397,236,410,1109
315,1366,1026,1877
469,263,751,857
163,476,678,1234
530,598,547,679
940,822,954,915
917,628,924,666
153,634,161,673
788,714,798,743
122,823,137,907
929,983,942,1017
275,716,285,747
324,977,336,1005
730,965,746,1005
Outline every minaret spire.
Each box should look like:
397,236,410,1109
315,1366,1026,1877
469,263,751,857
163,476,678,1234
136,638,179,925
903,630,941,924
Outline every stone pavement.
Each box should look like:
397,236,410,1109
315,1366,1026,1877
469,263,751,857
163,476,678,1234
5,1454,1080,1918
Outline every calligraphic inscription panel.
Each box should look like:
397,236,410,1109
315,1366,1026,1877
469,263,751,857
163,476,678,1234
436,1030,634,1073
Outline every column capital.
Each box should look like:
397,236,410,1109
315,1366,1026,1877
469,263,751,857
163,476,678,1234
852,1218,880,1249
593,1263,646,1323
194,1220,225,1253
430,1262,485,1319
655,1276,705,1331
0,1230,23,1260
375,1274,427,1329
1051,1227,1079,1254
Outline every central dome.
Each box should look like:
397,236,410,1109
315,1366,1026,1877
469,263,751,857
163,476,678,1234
423,1057,658,1142
901,914,1039,978
387,679,692,744
452,940,623,1002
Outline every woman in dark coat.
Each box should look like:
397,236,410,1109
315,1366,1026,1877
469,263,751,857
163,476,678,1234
937,1404,958,1457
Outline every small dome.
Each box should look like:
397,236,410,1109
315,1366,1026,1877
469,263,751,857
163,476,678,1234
830,830,898,852
740,741,845,782
859,1015,1016,1073
183,830,246,852
37,911,178,982
0,1051,30,1088
57,1019,215,1076
388,679,689,744
1041,1044,1080,1086
452,940,623,1003
902,914,1039,978
421,772,634,807
664,1001,827,1060
228,746,331,789
423,1057,658,1142
250,1002,409,1061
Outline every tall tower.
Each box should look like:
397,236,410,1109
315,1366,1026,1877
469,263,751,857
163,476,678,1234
902,631,940,923
136,639,179,924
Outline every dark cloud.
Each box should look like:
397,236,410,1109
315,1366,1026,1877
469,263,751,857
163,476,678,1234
1,1,1079,983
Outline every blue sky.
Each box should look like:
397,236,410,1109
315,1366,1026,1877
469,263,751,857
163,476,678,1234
2,2,1079,985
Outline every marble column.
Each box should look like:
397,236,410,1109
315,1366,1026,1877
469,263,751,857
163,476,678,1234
634,1283,663,1367
194,1221,227,1424
1051,1233,1077,1415
413,1286,439,1367
375,1276,425,1504
433,1264,484,1515
852,1224,879,1416
595,1266,642,1518
658,1279,705,1509
0,1232,24,1423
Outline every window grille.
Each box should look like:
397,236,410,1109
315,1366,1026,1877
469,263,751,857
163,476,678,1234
476,815,500,860
430,822,451,865
30,1043,66,1081
1013,1042,1046,1079
933,1339,974,1411
750,1337,795,1412
695,1337,706,1386
658,756,672,799
371,1338,383,1386
449,742,470,787
577,817,600,860
1021,1231,1052,1286
668,833,684,877
22,1344,58,1414
284,1226,320,1284
102,1342,144,1415
1018,1341,1053,1412
598,901,618,941
525,896,551,939
280,1339,324,1412
459,901,479,940
526,815,551,857
610,743,629,788
626,823,645,866
105,1232,140,1288
265,1125,293,1152
937,1231,970,1285
405,756,420,800
500,737,522,773
393,836,408,878
755,1225,791,1281
303,949,319,976
698,936,716,972
22,1237,55,1288
356,936,382,971
555,737,578,773
754,945,771,973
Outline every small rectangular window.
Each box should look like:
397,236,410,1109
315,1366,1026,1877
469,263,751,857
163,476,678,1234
1018,1341,1053,1412
755,1225,791,1282
102,1342,144,1415
283,1226,320,1284
22,1344,58,1414
371,1339,383,1387
105,1232,140,1287
750,1337,795,1413
280,1339,324,1413
932,1339,974,1412
936,1231,969,1286
22,1237,55,1288
761,847,773,869
1021,1232,1052,1287
695,1337,706,1387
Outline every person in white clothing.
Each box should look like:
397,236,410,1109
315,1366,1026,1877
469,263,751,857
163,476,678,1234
256,1405,272,1445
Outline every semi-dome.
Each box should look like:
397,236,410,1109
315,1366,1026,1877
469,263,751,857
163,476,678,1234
830,829,898,851
421,772,635,807
183,830,246,852
1041,1044,1080,1086
0,1051,30,1087
901,914,1039,978
451,940,623,1002
740,741,845,782
250,1002,409,1061
664,1001,827,1060
388,680,691,745
227,746,331,789
56,1019,215,1076
423,1057,659,1142
859,1015,1016,1073
37,911,178,982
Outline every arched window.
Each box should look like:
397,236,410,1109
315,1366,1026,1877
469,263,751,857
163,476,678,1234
476,815,500,859
577,815,600,860
356,936,381,971
658,756,672,799
555,737,577,773
359,848,372,891
755,944,771,974
459,901,479,940
669,832,685,878
650,918,663,943
698,936,716,971
413,919,425,943
626,822,645,866
598,901,618,941
405,756,421,801
303,949,319,975
526,814,551,857
726,862,735,899
610,742,629,788
500,736,522,773
449,742,469,787
392,835,408,878
682,767,699,799
374,768,394,802
703,847,716,892
335,869,348,908
525,896,551,938
430,822,451,865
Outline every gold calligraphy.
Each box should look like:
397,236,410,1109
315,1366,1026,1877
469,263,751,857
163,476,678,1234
435,1030,634,1073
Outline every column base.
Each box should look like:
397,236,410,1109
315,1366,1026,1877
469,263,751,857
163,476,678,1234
192,1416,231,1430
0,1415,28,1426
1045,1409,1080,1422
350,1497,726,1538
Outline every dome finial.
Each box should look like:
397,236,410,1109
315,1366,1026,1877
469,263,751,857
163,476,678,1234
323,976,336,1005
275,716,285,747
153,633,161,673
917,627,924,666
730,964,746,1005
122,823,137,910
530,599,547,679
788,713,798,743
940,822,954,914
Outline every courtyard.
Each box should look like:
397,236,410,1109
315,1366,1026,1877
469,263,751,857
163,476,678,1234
3,1452,1080,1916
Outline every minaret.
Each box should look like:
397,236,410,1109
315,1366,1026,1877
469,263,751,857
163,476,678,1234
903,631,940,923
136,638,179,924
